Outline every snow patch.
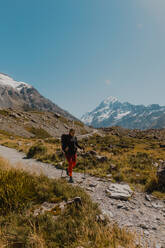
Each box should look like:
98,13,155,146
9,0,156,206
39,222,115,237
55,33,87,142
103,96,118,105
0,73,32,91
115,111,131,120
81,114,94,125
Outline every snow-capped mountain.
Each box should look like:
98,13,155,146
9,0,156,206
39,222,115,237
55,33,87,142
81,96,165,129
0,73,77,120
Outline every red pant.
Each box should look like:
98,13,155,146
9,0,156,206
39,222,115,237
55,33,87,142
65,153,77,177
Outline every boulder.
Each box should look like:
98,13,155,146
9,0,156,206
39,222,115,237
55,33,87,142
106,183,133,200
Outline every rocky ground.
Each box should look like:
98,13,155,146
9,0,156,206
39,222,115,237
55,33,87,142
0,108,92,137
0,145,164,248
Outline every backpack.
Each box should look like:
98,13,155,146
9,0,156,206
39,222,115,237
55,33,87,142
61,134,68,152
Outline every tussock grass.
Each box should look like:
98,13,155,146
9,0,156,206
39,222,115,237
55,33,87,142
1,128,165,197
0,157,138,248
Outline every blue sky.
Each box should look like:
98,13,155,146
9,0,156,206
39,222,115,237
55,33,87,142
0,0,165,118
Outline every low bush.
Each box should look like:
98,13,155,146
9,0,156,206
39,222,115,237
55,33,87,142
27,145,47,158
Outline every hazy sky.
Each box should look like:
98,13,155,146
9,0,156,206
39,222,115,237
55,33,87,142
0,0,165,118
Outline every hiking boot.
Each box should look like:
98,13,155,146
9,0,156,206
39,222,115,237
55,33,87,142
66,168,69,176
69,176,74,183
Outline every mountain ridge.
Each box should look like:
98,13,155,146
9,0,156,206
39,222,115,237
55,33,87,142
81,96,165,129
0,73,77,121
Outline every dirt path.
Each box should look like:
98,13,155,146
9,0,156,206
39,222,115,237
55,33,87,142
0,145,164,248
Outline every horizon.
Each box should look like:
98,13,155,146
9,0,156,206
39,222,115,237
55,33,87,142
1,71,165,117
0,0,165,118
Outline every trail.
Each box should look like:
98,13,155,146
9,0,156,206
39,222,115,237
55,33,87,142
0,145,164,248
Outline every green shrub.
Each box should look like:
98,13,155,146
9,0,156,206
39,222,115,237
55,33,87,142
27,145,47,158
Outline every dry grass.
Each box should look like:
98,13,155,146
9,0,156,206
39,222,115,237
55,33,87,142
0,157,139,248
0,129,164,197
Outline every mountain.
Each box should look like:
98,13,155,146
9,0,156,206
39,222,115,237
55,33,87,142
0,73,76,120
81,96,165,129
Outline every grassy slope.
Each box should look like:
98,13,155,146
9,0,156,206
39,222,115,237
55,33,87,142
0,157,137,248
0,127,165,198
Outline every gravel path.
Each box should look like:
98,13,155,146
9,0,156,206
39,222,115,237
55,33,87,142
0,145,165,248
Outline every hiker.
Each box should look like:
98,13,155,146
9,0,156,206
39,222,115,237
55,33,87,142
61,129,83,183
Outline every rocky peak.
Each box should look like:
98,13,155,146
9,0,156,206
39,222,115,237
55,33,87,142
0,73,32,91
81,97,165,129
0,72,78,120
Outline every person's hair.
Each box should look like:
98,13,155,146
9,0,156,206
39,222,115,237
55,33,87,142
69,128,75,134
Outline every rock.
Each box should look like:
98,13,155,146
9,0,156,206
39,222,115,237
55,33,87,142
144,230,150,236
151,226,157,230
86,187,94,192
64,124,69,129
97,178,107,182
153,162,159,167
106,183,133,201
143,201,151,207
157,166,165,187
54,113,61,118
34,202,59,216
89,183,97,187
89,150,98,156
34,197,82,217
145,194,151,202
95,155,108,163
122,206,129,211
59,201,66,212
101,209,114,219
110,164,117,171
67,197,82,207
56,161,64,169
18,141,22,146
117,203,124,208
96,214,107,224
125,222,133,227
152,202,164,209
106,210,114,218
139,223,149,230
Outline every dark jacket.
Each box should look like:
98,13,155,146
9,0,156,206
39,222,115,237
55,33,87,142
62,134,82,155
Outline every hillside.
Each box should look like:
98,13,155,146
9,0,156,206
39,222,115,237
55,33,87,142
0,127,165,246
0,73,77,120
0,108,91,138
0,156,138,248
